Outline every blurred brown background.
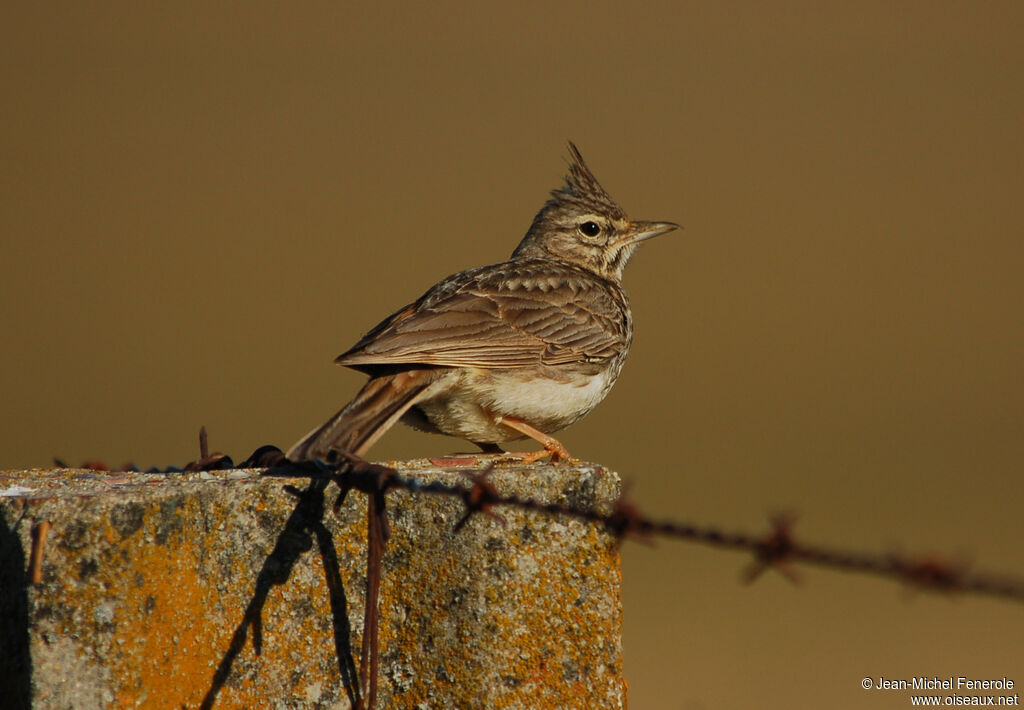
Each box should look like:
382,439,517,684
2,2,1022,707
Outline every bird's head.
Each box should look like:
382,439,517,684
512,143,679,281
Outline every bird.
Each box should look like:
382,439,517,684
287,143,678,464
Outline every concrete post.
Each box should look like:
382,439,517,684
0,461,624,709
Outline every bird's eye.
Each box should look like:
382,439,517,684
579,221,601,237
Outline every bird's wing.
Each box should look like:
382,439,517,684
336,260,629,370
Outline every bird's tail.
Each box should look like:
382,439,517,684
286,370,438,462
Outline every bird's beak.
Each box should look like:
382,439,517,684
618,220,681,247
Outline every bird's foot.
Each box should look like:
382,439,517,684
491,415,573,463
501,442,572,463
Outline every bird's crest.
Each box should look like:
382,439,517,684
547,142,627,220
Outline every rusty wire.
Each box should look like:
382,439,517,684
262,451,1024,605
66,438,1024,604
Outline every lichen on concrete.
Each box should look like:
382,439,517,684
0,461,625,709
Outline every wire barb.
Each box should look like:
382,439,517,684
454,466,506,531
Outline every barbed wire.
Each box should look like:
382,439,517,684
257,452,1024,604
57,435,1024,603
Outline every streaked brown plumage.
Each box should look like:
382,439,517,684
287,143,678,463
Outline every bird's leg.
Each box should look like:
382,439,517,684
474,442,505,454
494,415,572,462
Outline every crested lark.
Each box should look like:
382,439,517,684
288,143,678,463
